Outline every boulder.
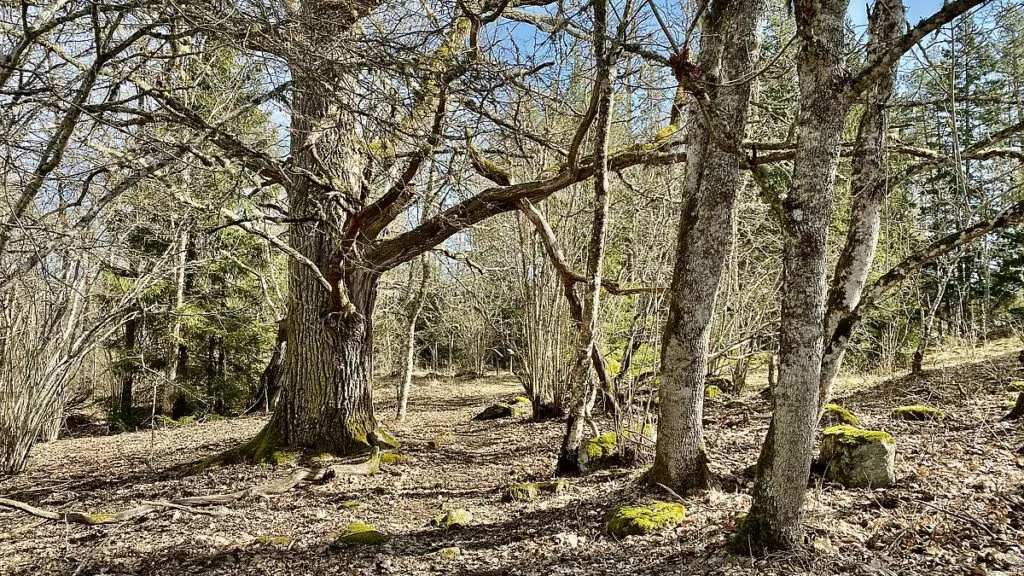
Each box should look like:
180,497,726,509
819,425,895,488
577,432,618,472
473,396,530,420
605,502,686,537
704,385,723,399
502,479,569,502
891,405,946,422
821,403,861,427
432,509,473,529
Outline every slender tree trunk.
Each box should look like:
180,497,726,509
556,0,616,475
737,0,849,554
161,229,189,414
817,0,906,411
651,0,765,493
118,315,139,425
397,258,429,422
250,320,287,413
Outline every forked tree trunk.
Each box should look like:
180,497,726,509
651,0,765,493
737,0,849,554
817,0,905,410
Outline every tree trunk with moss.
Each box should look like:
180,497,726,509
651,0,765,494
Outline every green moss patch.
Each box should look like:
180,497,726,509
269,450,299,466
822,403,861,427
704,385,723,399
334,521,389,545
380,452,410,465
584,432,617,460
1006,381,1024,393
891,405,946,422
606,502,686,537
822,425,894,446
432,509,473,529
511,396,531,405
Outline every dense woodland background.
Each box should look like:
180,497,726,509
2,0,1024,574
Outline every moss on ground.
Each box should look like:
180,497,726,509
704,385,723,399
822,425,894,446
605,503,686,537
584,432,617,460
335,521,389,545
823,403,861,427
891,405,947,422
380,452,410,465
1006,381,1024,393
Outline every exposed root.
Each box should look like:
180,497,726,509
0,448,380,525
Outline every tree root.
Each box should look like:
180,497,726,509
0,448,380,525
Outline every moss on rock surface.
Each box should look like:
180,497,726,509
432,509,473,529
822,403,861,427
335,521,389,545
503,482,541,502
605,503,686,537
704,385,723,399
576,432,618,472
1006,381,1024,393
891,405,946,422
820,425,895,488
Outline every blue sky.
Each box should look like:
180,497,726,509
850,0,949,27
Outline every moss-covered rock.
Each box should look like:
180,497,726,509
334,521,389,545
340,500,361,508
501,478,569,502
605,502,686,537
503,482,540,502
432,509,473,529
704,385,723,399
473,402,523,420
1006,381,1024,393
380,452,410,465
822,403,861,427
511,396,531,405
577,432,618,472
891,405,946,422
269,450,299,466
819,425,895,488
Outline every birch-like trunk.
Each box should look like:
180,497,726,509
160,229,189,414
397,258,429,422
817,0,906,412
651,0,765,493
738,0,849,553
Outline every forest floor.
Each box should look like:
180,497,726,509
2,339,1024,575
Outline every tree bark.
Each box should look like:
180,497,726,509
737,0,849,554
556,0,616,475
397,258,429,422
818,0,906,411
161,228,189,414
651,0,765,493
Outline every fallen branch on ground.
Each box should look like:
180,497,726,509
0,448,380,525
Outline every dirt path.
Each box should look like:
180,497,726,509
2,354,1024,575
